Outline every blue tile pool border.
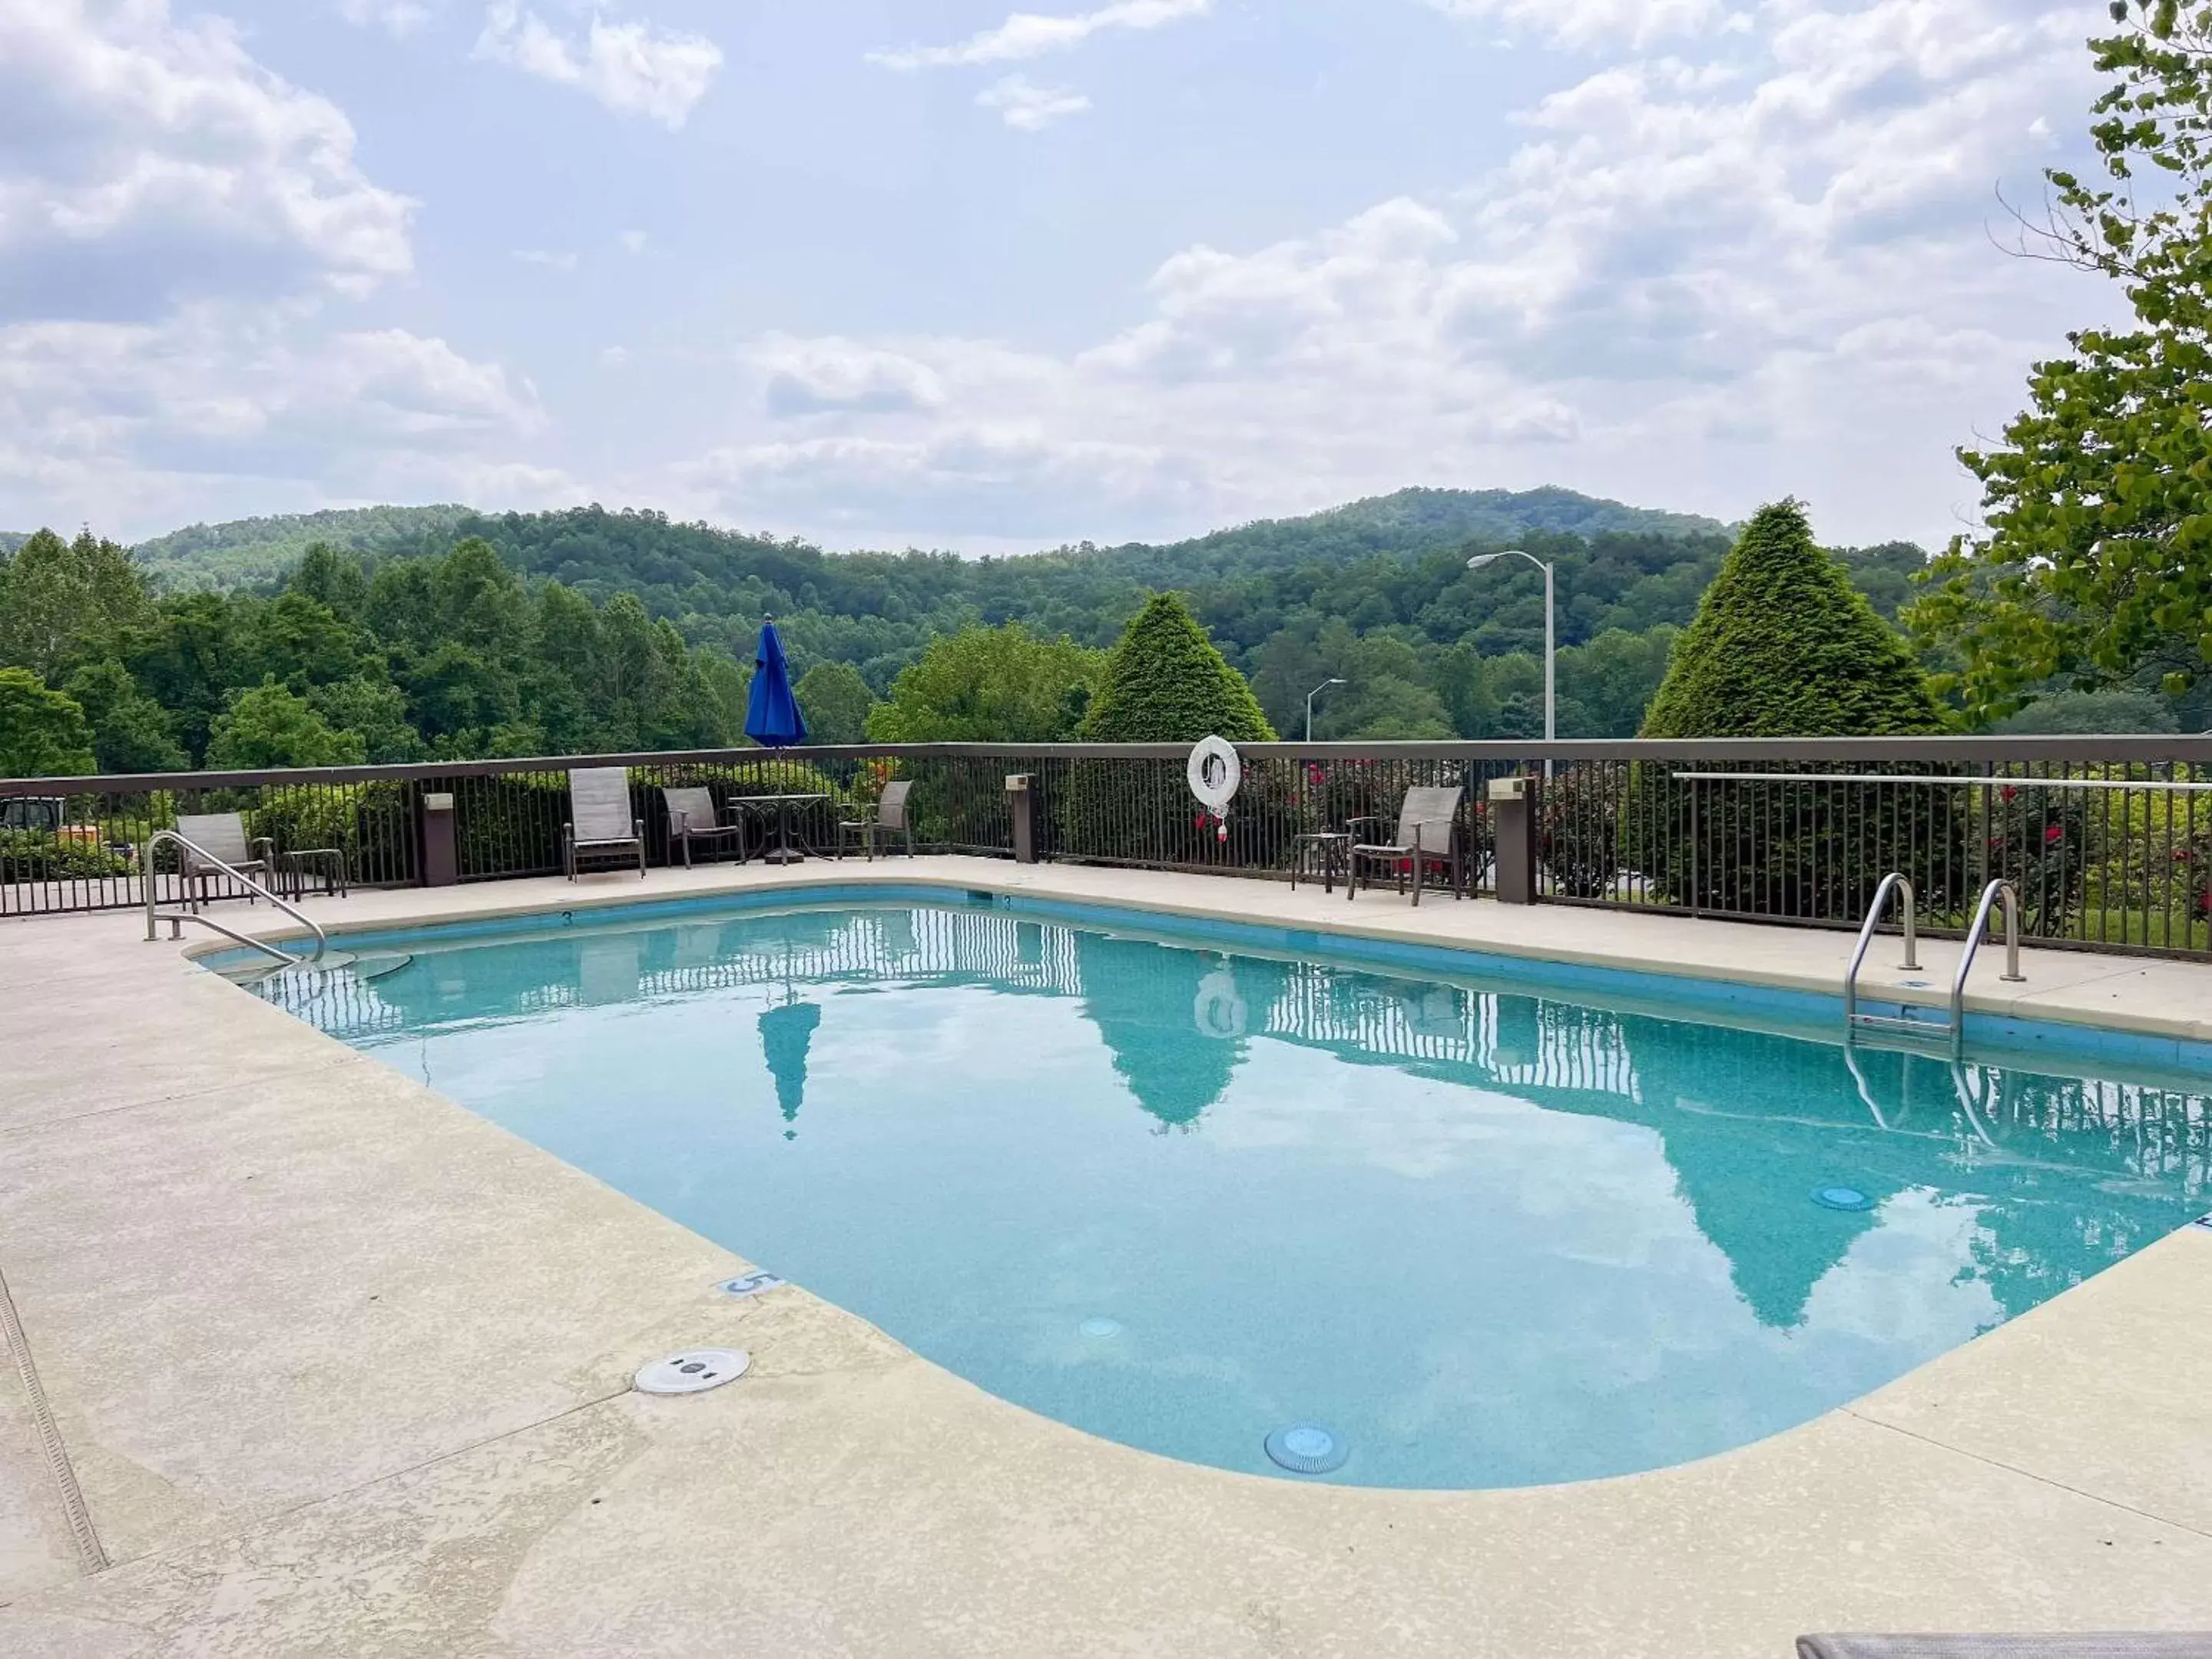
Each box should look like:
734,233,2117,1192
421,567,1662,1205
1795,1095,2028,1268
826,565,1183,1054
208,878,2212,1079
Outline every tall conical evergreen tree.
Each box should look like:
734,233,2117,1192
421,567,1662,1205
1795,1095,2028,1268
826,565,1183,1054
1640,500,1945,737
1081,592,1276,742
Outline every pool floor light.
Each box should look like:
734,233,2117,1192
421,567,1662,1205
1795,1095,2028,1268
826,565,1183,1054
1265,1422,1349,1475
1813,1185,1875,1212
1078,1316,1122,1339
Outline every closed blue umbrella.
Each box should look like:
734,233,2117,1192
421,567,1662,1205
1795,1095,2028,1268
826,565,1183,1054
744,617,806,748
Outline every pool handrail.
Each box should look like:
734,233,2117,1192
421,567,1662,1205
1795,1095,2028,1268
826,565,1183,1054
1949,879,2025,1056
1843,872,1919,1034
144,829,327,966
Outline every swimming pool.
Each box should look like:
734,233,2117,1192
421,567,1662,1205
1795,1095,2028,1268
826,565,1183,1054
243,889,2211,1489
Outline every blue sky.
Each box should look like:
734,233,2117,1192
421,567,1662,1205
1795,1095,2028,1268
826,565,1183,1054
2,1,2121,550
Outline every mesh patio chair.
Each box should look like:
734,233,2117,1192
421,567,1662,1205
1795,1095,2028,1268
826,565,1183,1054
661,786,748,869
564,768,644,881
173,813,273,912
837,780,916,861
1345,785,1463,906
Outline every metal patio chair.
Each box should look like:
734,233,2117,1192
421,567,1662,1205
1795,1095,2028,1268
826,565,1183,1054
564,768,645,880
173,813,273,911
837,780,916,860
1345,785,1463,906
661,786,748,869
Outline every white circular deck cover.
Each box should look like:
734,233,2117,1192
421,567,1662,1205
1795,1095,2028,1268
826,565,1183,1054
634,1348,750,1395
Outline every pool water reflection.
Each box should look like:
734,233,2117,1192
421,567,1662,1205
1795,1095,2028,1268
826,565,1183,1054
257,902,2211,1488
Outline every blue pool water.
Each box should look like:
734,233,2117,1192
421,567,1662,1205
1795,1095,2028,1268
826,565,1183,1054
249,894,2210,1489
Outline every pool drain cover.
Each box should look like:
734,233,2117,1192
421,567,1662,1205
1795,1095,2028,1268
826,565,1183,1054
1813,1185,1874,1212
634,1348,749,1396
1265,1422,1348,1475
717,1271,784,1298
1078,1316,1122,1339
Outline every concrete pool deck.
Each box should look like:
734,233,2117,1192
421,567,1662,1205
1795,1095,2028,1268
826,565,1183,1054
1,856,2208,1656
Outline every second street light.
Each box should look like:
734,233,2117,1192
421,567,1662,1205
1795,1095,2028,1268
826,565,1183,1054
1466,548,1555,770
1305,677,1346,742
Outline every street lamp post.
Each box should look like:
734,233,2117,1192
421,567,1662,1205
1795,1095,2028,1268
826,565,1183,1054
1305,677,1347,743
1465,548,1555,774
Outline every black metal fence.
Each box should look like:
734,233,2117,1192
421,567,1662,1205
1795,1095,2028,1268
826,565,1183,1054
5,737,2210,959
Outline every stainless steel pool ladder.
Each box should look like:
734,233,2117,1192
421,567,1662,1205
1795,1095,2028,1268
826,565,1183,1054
144,830,327,967
1844,873,2023,1057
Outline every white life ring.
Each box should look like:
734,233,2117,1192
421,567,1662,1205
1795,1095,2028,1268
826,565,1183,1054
1187,736,1243,814
1194,966,1247,1040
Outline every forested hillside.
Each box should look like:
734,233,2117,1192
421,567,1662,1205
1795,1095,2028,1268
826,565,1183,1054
109,487,1923,743
0,488,1941,776
134,505,474,591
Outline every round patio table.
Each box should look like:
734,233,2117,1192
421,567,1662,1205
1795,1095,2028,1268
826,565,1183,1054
734,793,830,865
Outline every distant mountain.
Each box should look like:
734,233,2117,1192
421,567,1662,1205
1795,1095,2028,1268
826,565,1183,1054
123,485,1728,593
0,531,29,556
131,505,475,591
1137,486,1729,573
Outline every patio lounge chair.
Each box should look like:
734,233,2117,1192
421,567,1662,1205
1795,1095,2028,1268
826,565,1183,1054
837,780,916,860
173,813,273,910
1346,785,1463,906
1798,1638,2212,1657
662,786,748,869
563,768,644,881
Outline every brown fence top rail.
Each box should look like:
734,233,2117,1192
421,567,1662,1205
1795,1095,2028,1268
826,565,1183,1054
1674,770,2212,791
7,734,2212,794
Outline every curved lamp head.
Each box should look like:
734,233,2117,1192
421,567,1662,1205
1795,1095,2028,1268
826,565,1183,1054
1466,548,1528,571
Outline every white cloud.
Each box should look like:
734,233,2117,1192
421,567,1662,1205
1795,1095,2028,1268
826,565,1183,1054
336,0,435,35
869,0,1210,71
0,307,552,535
1424,0,1737,51
976,75,1093,130
682,427,1208,541
0,0,416,320
753,336,949,416
0,3,560,541
475,1,722,128
618,228,649,254
512,247,577,270
687,0,2115,547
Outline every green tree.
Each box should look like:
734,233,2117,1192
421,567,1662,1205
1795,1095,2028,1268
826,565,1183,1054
795,660,875,744
1641,502,1946,738
1907,2,2212,719
0,668,95,777
62,661,187,773
1990,687,2182,733
205,680,367,770
867,624,1103,743
289,542,371,621
307,677,425,763
1080,593,1276,742
129,591,239,765
0,528,157,683
1558,625,1678,737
